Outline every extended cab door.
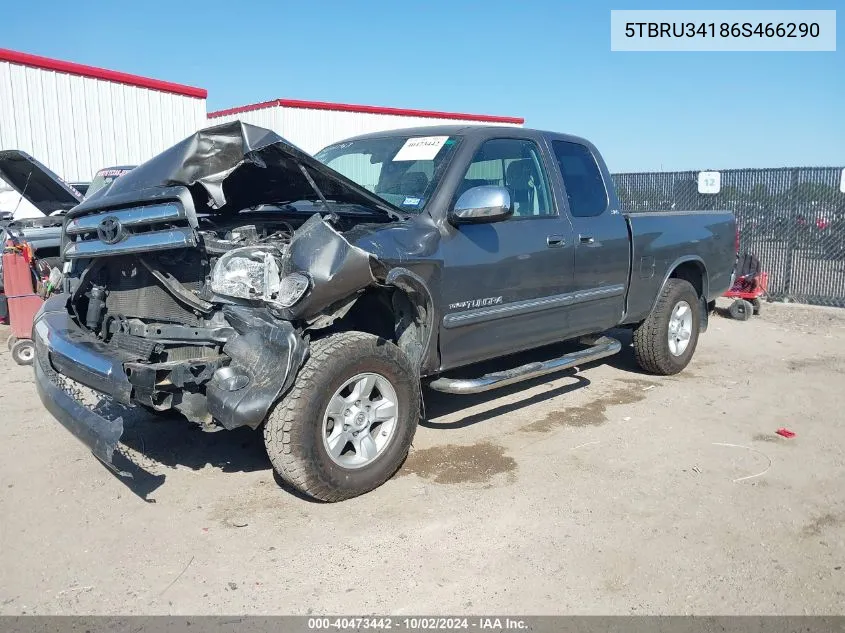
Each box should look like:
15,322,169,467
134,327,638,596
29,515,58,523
438,136,576,370
547,139,630,335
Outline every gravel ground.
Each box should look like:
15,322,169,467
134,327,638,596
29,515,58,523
0,299,843,615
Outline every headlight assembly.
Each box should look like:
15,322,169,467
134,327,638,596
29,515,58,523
210,246,310,308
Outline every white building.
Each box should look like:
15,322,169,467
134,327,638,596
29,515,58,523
0,48,207,184
0,47,523,217
207,98,523,155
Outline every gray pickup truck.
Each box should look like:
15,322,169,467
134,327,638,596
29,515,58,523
33,122,736,501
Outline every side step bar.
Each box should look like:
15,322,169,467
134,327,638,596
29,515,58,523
428,335,621,395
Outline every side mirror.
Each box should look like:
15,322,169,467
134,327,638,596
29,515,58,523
449,185,513,225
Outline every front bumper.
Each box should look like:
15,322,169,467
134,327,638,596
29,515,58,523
33,295,310,470
33,295,136,472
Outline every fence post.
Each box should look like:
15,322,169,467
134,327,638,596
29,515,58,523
782,168,799,300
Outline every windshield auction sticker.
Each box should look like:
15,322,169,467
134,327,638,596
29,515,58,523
393,136,449,162
610,10,836,51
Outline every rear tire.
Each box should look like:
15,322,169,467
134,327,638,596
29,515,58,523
729,299,754,321
632,279,700,375
11,338,34,366
6,334,17,351
263,331,420,502
751,298,763,315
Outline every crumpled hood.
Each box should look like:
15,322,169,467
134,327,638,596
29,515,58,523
0,150,83,215
76,121,401,218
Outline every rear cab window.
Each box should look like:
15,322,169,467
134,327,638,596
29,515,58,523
551,140,609,218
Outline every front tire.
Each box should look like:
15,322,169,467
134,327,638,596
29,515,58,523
632,279,700,375
263,331,420,502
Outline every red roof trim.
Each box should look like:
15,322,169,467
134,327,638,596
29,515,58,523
208,98,524,124
0,48,207,99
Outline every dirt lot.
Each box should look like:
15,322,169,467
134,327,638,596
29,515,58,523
1,300,844,615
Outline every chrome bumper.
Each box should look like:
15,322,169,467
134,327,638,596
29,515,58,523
32,294,136,472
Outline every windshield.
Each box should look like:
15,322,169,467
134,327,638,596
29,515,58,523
85,167,134,199
313,135,461,212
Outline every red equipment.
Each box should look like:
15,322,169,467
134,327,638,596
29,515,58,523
2,239,45,365
724,252,767,321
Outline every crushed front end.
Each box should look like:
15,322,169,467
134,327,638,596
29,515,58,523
33,121,394,472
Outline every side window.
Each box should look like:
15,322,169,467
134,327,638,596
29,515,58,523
458,139,554,218
551,141,609,218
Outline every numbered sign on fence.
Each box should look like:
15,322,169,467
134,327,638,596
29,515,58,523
698,171,721,194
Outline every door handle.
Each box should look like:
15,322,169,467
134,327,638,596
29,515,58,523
546,234,565,248
579,235,595,245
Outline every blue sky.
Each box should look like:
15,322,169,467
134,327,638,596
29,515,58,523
4,0,843,172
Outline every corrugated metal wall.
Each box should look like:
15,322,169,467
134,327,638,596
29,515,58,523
0,61,207,182
209,105,520,155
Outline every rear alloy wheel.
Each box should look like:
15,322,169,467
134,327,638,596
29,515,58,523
11,338,35,366
667,300,694,356
263,331,420,502
633,279,701,375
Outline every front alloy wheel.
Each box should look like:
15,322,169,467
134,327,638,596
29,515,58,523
263,331,420,502
323,372,399,469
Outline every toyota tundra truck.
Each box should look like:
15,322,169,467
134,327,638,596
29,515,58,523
33,122,736,501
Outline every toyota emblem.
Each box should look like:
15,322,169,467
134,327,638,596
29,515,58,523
96,216,125,245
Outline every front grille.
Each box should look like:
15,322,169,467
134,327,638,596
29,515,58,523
102,254,207,325
63,201,197,260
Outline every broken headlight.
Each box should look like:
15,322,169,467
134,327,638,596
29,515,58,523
210,246,310,307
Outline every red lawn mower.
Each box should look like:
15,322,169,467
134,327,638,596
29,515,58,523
725,252,768,321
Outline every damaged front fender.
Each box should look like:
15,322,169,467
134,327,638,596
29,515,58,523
276,213,377,321
206,305,309,430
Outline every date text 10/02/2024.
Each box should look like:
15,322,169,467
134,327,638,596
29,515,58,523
307,617,529,630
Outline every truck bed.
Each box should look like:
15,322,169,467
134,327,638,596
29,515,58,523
624,210,736,324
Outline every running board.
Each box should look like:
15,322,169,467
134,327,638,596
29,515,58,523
428,336,622,395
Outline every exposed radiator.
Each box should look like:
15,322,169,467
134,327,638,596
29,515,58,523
102,254,207,325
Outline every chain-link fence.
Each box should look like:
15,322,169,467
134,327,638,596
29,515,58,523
612,167,845,308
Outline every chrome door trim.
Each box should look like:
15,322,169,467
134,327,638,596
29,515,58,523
442,284,626,329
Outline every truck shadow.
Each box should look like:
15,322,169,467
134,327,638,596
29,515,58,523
106,409,271,500
422,373,590,430
103,329,650,500
599,328,644,374
421,328,654,429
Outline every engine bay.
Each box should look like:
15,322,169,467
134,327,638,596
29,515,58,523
64,208,382,366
